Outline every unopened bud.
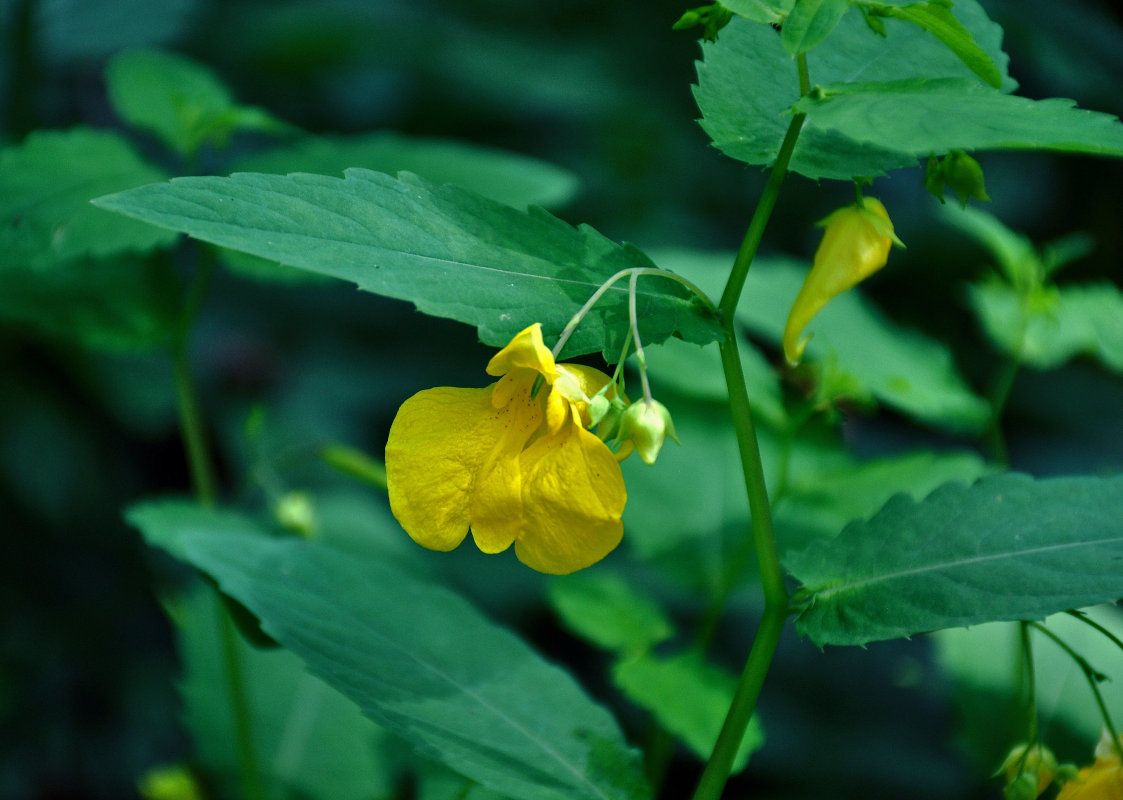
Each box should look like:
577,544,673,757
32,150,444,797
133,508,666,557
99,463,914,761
618,399,679,465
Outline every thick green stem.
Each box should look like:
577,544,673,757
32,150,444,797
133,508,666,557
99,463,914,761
691,54,807,800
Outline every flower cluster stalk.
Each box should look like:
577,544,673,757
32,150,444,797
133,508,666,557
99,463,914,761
690,54,809,800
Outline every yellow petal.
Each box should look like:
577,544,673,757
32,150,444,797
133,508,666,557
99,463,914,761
485,322,559,381
782,197,899,365
385,383,538,553
1057,759,1123,800
513,416,626,574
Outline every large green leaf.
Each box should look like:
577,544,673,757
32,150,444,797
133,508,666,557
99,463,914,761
0,127,176,270
93,170,720,358
793,78,1123,159
106,48,292,156
787,472,1123,646
781,0,851,55
235,133,579,211
694,2,1011,179
128,501,649,800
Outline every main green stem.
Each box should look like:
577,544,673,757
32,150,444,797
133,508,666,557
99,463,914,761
171,256,267,800
690,62,807,800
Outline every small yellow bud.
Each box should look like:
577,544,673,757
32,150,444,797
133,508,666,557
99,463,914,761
782,197,903,365
275,490,317,538
617,399,679,465
137,764,204,800
998,743,1058,799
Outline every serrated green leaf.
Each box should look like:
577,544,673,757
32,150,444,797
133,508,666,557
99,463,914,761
548,571,674,655
106,48,293,156
0,254,179,352
0,127,176,270
781,0,850,54
793,78,1123,160
235,133,579,211
787,473,1123,646
968,281,1123,373
695,2,1012,180
874,2,1002,88
127,501,649,800
93,169,720,359
613,651,764,772
174,586,399,800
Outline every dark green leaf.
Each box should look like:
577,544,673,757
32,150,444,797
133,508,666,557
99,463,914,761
613,651,764,772
788,473,1123,646
127,501,649,800
0,127,176,270
695,2,1011,179
174,586,400,800
106,48,293,156
793,78,1123,160
0,254,179,352
234,132,580,211
781,0,850,55
548,571,674,655
94,170,720,359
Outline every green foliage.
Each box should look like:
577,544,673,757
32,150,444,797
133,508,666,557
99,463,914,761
548,571,674,656
695,2,1012,179
788,473,1123,646
0,127,176,269
781,0,851,55
613,651,765,772
106,48,293,157
93,169,720,359
234,132,580,211
127,501,650,800
792,78,1123,160
172,587,399,800
655,250,991,432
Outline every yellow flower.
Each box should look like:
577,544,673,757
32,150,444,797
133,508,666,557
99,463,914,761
385,323,626,574
1058,735,1123,800
783,197,903,365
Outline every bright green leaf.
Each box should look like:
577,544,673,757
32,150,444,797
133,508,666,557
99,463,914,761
695,2,1012,180
781,0,850,55
793,78,1123,161
722,0,784,24
873,2,1002,88
548,571,674,655
613,651,764,772
106,48,293,156
127,501,649,800
0,127,176,270
968,281,1123,373
787,472,1123,646
94,169,720,359
235,133,579,211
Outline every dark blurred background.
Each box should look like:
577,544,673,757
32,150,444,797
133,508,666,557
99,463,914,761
2,0,1122,798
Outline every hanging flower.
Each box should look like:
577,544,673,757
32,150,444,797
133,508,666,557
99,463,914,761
783,196,903,365
385,323,627,574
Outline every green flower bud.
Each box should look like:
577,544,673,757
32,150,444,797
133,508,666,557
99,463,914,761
275,490,317,538
618,399,679,465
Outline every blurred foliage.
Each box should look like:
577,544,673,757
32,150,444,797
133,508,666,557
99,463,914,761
2,0,1123,799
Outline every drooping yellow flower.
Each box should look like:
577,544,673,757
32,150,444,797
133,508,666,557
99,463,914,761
1058,735,1123,800
385,323,626,574
783,197,903,365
